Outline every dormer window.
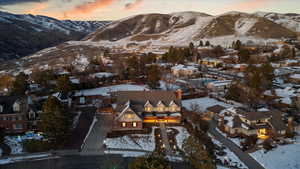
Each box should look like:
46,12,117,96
157,101,165,112
144,100,153,112
13,102,20,112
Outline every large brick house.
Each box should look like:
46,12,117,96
113,90,182,131
0,96,28,133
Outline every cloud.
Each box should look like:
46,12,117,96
0,0,48,5
124,0,143,11
63,0,117,19
228,0,272,11
25,2,49,15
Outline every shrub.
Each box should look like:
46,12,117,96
23,140,51,153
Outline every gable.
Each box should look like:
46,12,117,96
118,110,142,122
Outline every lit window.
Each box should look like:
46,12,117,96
122,122,126,127
133,122,137,127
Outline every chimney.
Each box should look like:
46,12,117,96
175,89,182,100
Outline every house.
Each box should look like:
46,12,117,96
113,90,182,131
199,58,223,68
207,80,232,92
171,64,199,77
0,96,28,133
206,105,226,119
219,107,287,139
220,55,239,64
289,74,300,83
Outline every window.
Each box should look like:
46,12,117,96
13,102,20,112
79,97,85,104
13,124,23,129
122,122,126,127
132,122,137,127
0,105,3,112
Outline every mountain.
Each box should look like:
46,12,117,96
255,12,300,33
0,11,299,75
85,11,298,50
0,11,110,61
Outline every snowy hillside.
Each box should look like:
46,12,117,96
0,11,110,61
255,12,300,33
85,11,297,51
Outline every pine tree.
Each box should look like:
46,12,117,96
56,75,73,94
147,65,161,89
205,41,210,47
199,40,204,47
292,47,296,58
182,136,216,169
11,73,28,95
234,40,242,50
129,154,171,169
189,42,195,51
40,96,71,147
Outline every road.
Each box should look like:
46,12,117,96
209,120,265,169
80,113,113,155
1,154,191,169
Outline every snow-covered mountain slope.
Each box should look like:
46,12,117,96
255,12,300,33
84,11,297,50
0,11,110,61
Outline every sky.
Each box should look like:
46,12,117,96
0,0,299,21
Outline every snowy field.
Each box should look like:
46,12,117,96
74,84,149,97
210,134,248,169
103,128,155,151
250,133,300,169
182,97,232,112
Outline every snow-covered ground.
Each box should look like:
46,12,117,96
74,84,149,97
4,133,43,155
104,150,148,157
250,133,300,169
168,127,190,150
210,134,248,169
103,128,155,151
182,97,232,112
0,153,53,165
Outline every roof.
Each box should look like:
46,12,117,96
115,91,181,113
243,111,272,121
0,96,26,115
207,105,226,114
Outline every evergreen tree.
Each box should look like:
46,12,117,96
232,41,236,49
182,136,216,169
238,48,250,63
56,75,73,94
126,56,140,80
189,42,195,51
11,73,28,95
199,40,204,47
129,154,171,169
234,40,242,50
147,65,161,89
292,47,296,58
40,96,71,147
205,41,210,47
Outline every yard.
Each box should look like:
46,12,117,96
250,133,300,169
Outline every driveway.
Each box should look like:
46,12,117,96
209,120,265,169
80,113,113,155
